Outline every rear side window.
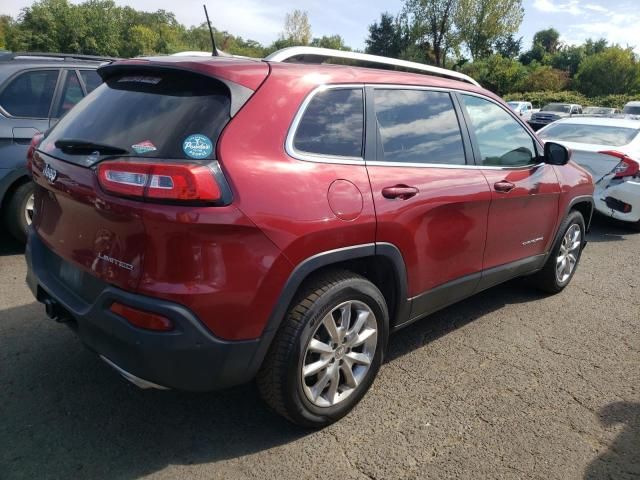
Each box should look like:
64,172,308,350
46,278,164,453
462,94,537,167
56,71,84,118
42,70,231,165
374,89,465,165
79,70,102,93
293,88,364,158
0,70,59,118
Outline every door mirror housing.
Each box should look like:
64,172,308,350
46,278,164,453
544,142,571,165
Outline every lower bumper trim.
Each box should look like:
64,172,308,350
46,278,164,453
100,355,169,390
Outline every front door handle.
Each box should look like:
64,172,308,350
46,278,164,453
382,185,419,200
494,181,515,193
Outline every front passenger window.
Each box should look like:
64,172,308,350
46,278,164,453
461,95,536,167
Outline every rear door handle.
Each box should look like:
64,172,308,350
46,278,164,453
494,181,515,193
381,185,419,200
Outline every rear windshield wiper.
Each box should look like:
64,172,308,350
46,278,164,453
54,139,129,155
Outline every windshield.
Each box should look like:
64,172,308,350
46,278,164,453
539,123,639,146
623,105,640,115
542,103,571,113
41,70,231,166
507,102,522,110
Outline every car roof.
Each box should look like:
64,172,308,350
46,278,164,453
544,116,640,128
114,55,490,97
0,54,105,84
625,101,640,106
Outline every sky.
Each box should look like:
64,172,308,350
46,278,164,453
2,0,639,54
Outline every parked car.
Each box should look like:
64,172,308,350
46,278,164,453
0,52,107,242
507,101,534,121
25,47,594,427
581,106,621,116
622,101,640,115
538,117,640,230
529,103,583,130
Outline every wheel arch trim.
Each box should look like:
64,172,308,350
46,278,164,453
247,242,409,376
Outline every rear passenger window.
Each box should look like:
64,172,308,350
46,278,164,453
0,70,59,118
79,70,102,93
461,94,537,167
374,89,465,165
293,88,364,158
56,71,84,117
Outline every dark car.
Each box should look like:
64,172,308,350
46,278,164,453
0,53,108,241
26,47,594,427
528,102,583,131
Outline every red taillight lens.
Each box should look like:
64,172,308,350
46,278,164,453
97,161,222,202
110,302,174,331
599,150,640,178
26,132,44,173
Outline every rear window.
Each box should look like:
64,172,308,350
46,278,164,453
293,88,364,158
41,70,231,165
539,123,639,146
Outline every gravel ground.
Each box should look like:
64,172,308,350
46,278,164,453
0,215,638,480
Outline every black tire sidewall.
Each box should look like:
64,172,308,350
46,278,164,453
284,278,388,427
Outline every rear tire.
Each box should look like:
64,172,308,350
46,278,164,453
257,270,388,428
4,181,34,243
531,210,585,294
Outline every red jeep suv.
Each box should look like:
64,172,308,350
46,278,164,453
26,47,594,427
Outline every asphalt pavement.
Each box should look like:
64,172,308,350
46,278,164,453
0,216,638,479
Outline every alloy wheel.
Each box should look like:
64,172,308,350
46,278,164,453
556,224,581,283
301,300,378,408
24,194,35,226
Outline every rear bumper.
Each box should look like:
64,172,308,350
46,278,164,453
594,179,640,223
26,230,265,391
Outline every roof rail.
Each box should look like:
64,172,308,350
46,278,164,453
265,47,480,87
1,52,118,62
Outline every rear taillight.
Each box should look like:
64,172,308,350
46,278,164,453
97,161,222,202
26,132,44,174
599,150,640,178
110,302,174,331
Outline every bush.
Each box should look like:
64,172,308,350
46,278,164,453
503,91,640,109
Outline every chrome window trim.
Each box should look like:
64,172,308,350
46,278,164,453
285,83,546,171
285,83,366,165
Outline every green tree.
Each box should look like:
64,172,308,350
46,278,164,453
0,15,14,50
519,64,569,91
365,12,405,58
455,0,524,60
532,28,560,55
494,33,522,58
584,38,607,56
461,53,526,95
575,46,640,96
551,44,584,77
128,24,158,56
310,35,350,51
401,0,459,67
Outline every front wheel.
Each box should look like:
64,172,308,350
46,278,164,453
257,271,388,428
531,210,585,294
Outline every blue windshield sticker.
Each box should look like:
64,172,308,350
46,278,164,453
183,134,213,159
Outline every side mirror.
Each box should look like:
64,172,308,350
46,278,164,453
544,142,571,166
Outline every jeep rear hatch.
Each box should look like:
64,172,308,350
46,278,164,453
32,65,260,292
